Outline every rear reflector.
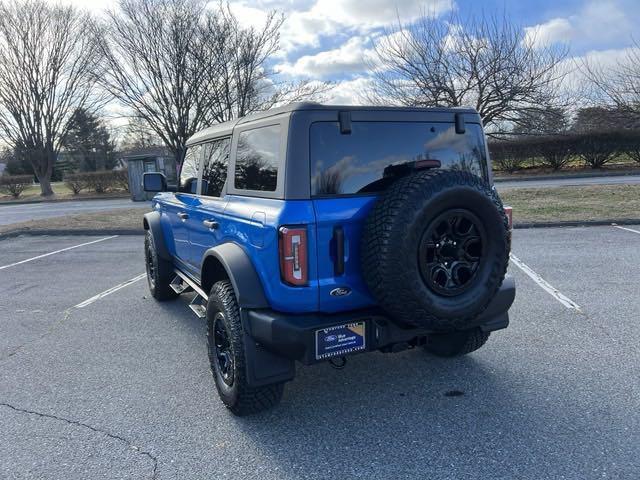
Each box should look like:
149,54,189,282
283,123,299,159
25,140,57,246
279,226,308,286
504,206,513,230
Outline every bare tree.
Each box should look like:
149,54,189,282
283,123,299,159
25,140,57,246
581,40,640,112
0,0,103,196
369,12,568,136
96,0,325,168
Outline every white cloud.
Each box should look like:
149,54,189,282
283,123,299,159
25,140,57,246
524,0,632,49
325,78,375,105
524,18,573,48
279,0,455,51
276,36,374,77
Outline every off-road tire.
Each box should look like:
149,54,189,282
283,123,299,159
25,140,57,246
144,231,178,301
424,328,490,357
361,170,510,330
207,280,284,416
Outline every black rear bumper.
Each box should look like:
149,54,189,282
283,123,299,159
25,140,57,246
242,276,516,369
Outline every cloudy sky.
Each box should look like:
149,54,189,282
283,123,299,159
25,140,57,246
55,0,640,104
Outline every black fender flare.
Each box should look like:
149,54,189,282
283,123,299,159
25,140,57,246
143,211,171,261
201,243,269,309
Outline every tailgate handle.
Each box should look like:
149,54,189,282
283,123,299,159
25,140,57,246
333,226,345,276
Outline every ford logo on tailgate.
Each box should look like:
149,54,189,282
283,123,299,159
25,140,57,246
330,287,352,297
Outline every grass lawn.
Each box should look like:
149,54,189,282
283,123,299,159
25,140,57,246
0,207,150,235
500,184,640,224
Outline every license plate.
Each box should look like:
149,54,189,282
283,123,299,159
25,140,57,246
315,322,366,360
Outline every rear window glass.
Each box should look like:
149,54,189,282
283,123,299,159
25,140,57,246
234,125,280,192
310,122,487,196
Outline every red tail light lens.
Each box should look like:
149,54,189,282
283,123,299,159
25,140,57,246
504,206,513,230
279,226,308,286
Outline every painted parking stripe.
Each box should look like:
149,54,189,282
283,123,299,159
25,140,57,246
74,273,146,309
0,235,119,271
509,254,582,312
614,225,640,235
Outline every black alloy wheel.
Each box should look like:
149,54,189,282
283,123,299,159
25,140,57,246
213,311,234,387
418,209,486,297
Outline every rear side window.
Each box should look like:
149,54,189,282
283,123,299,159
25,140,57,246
201,138,230,197
180,145,201,194
234,125,280,192
310,122,488,196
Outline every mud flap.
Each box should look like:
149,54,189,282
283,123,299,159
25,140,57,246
242,329,295,388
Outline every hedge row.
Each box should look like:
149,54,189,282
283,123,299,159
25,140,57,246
0,174,33,198
490,129,640,172
64,170,129,194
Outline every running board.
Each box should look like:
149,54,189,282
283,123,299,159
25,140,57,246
172,270,209,319
169,275,193,294
173,269,208,300
188,296,207,318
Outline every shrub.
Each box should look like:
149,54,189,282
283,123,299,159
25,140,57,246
574,130,623,169
112,169,130,191
0,174,33,198
64,173,89,194
534,135,576,171
84,171,117,193
489,141,527,173
63,171,123,194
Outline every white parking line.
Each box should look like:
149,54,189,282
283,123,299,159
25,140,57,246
509,254,582,312
614,225,640,235
0,235,119,271
74,273,146,309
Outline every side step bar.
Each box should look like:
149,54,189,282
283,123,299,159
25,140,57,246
172,270,209,319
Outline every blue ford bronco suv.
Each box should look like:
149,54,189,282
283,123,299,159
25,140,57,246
142,103,515,415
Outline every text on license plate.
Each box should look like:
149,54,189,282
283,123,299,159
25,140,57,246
315,322,366,360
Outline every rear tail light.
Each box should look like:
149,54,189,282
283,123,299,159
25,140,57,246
504,206,513,230
279,226,308,286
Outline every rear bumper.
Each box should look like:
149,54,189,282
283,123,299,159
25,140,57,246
243,276,516,366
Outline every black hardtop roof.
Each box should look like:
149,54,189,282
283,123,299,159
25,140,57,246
186,102,479,146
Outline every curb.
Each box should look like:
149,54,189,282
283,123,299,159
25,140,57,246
494,170,640,183
513,219,640,229
0,195,134,206
0,228,144,240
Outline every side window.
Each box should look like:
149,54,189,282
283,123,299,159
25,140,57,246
201,138,230,197
234,124,280,192
179,145,201,194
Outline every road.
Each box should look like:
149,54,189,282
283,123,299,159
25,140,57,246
1,226,639,479
0,198,146,226
496,173,640,189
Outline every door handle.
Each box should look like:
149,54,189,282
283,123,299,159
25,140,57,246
178,212,189,220
203,220,219,230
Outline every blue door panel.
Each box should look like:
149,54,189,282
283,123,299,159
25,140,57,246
188,196,228,268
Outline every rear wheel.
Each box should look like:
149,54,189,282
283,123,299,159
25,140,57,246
424,328,490,357
207,280,284,416
144,231,178,301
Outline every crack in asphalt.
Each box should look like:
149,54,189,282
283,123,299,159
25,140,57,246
0,402,158,479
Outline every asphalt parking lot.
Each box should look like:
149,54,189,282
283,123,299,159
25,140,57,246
1,226,639,479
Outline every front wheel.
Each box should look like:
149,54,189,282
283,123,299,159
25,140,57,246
207,280,284,415
144,231,178,301
424,328,490,357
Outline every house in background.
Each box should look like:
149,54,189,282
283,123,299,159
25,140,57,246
0,162,6,176
119,146,177,201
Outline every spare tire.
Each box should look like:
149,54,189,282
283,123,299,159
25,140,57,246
361,169,510,330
